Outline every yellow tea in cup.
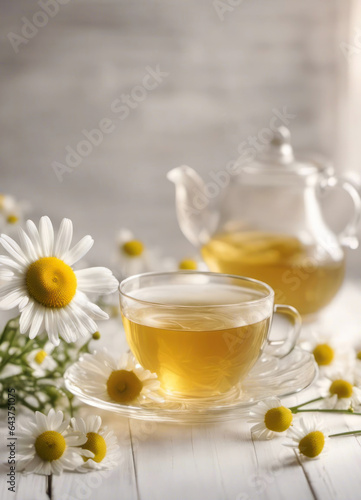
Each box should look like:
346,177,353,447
119,272,300,398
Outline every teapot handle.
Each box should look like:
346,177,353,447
318,175,361,249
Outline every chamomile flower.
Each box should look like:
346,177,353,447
158,256,208,272
0,194,20,222
16,408,92,475
71,415,120,471
300,331,354,377
248,397,293,439
0,194,26,235
284,417,329,459
318,371,361,410
27,342,57,377
72,349,163,404
114,228,154,279
178,257,208,271
0,216,118,346
0,194,17,214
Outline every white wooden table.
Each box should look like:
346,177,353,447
1,280,361,500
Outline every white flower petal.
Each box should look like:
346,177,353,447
19,301,36,334
29,305,44,340
65,434,88,447
51,460,64,475
68,300,97,334
21,455,43,474
76,267,118,294
0,269,14,280
17,227,38,262
0,234,29,266
39,216,54,256
52,410,64,430
19,295,29,310
0,254,25,272
25,219,42,257
0,287,27,309
56,311,74,343
81,300,109,320
54,218,73,258
64,235,94,266
35,411,50,432
62,302,91,339
44,309,60,346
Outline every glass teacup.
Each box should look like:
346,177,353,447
119,272,301,398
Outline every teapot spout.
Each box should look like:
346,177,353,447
167,165,219,247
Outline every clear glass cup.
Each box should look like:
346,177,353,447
119,271,301,398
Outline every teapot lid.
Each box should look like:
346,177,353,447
242,126,332,178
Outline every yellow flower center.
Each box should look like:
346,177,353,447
356,351,361,361
106,369,143,403
0,194,4,210
329,379,353,399
26,257,77,308
298,431,325,458
264,406,293,432
92,331,101,340
122,240,144,257
34,350,48,365
35,431,66,461
81,432,107,463
312,344,335,366
178,259,198,270
7,214,19,224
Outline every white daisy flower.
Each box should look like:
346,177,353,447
162,256,208,271
114,228,156,279
27,342,57,377
0,194,18,214
0,194,26,235
248,397,293,440
284,416,329,459
73,349,163,404
0,216,119,346
318,371,361,410
71,415,121,471
16,408,92,475
300,330,355,377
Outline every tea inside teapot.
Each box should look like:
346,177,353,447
201,230,345,316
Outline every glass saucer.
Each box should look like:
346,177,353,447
64,347,317,424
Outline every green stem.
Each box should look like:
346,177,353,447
15,394,39,413
68,396,74,418
294,408,361,415
0,317,18,344
1,339,35,367
329,429,361,438
289,397,324,412
46,474,53,500
0,327,19,371
12,339,35,361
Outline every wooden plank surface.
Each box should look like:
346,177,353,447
0,280,361,500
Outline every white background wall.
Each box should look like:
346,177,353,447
1,0,360,274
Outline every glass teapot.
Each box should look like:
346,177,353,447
168,127,361,316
